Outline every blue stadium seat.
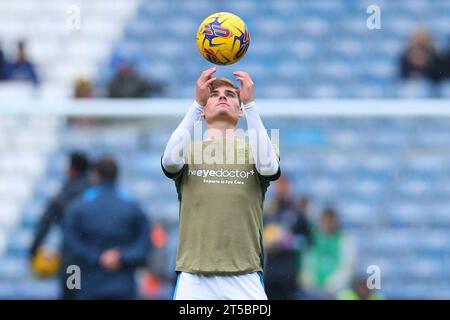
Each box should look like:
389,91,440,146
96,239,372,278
0,257,29,280
387,202,426,226
440,81,450,98
337,201,380,227
395,80,434,98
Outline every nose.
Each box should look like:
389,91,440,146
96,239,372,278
219,93,227,101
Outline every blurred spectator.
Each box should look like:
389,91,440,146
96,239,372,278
29,151,91,300
337,277,384,300
70,77,98,127
400,28,440,82
107,60,163,98
0,42,7,80
64,157,151,299
439,40,450,80
291,196,313,290
263,177,311,300
74,78,93,98
141,221,178,299
300,207,355,299
5,40,39,85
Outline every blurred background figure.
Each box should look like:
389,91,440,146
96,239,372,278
107,58,164,98
63,157,151,300
141,220,177,298
4,40,39,86
400,28,440,83
29,151,90,300
0,41,7,81
337,277,384,300
70,78,97,127
263,176,311,300
439,40,450,80
73,78,93,99
291,196,313,295
300,207,355,300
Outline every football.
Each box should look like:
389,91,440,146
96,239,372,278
196,12,250,65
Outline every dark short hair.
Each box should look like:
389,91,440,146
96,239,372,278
209,77,241,104
69,151,90,175
93,157,118,182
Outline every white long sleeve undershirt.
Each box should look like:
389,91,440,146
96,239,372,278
162,101,279,177
243,101,280,176
161,101,203,174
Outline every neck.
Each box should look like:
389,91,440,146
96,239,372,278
206,121,237,140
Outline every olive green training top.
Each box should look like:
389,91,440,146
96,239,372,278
162,138,280,275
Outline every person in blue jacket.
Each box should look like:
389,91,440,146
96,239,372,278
5,41,39,85
64,157,151,299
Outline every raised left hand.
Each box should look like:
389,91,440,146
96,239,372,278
233,71,254,105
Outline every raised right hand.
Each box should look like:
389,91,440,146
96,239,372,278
195,67,217,106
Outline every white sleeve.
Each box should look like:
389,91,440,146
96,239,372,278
243,101,280,176
162,101,203,174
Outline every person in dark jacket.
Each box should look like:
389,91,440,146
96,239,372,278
399,28,440,83
5,40,39,85
29,151,90,300
439,41,450,80
0,41,7,80
107,58,165,98
263,177,312,300
64,157,151,300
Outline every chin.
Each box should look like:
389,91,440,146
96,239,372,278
209,112,238,123
214,109,232,117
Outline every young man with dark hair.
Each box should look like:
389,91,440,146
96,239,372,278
162,68,280,299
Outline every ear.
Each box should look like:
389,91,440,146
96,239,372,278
238,107,244,118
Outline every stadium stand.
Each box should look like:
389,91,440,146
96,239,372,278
0,0,139,98
97,0,450,98
0,0,450,299
0,112,449,299
0,0,449,98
